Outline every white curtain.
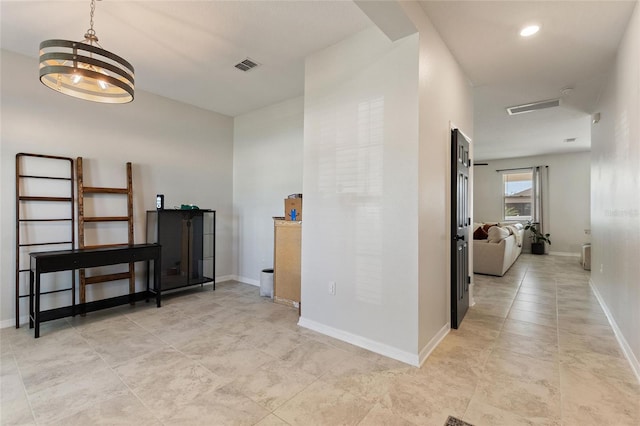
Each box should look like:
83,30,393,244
532,166,549,234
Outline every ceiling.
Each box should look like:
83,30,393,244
1,1,637,160
0,1,372,116
418,0,636,160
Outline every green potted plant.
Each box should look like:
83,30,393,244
524,220,551,255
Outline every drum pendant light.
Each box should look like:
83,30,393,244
39,0,134,104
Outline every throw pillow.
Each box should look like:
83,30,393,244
487,226,510,243
482,223,499,232
473,226,488,240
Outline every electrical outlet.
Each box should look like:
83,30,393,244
329,281,336,295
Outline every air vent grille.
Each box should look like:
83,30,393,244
234,58,260,72
506,98,561,115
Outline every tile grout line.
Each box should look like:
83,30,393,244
6,342,39,425
66,316,168,426
461,259,529,423
126,294,322,423
555,275,565,426
15,319,86,425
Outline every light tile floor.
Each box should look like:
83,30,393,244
1,254,638,425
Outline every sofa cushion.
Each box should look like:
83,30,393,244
473,226,489,240
482,223,499,232
487,226,510,243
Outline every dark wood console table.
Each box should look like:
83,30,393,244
29,244,161,338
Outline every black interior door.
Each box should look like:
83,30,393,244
451,128,471,329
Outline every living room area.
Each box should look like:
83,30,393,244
471,150,591,277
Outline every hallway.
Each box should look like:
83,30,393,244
461,254,639,425
1,254,638,425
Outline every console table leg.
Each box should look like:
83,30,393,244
155,257,161,308
34,272,41,338
29,271,34,329
145,260,150,303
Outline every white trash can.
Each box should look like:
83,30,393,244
260,268,274,298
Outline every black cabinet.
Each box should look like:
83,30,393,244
146,210,215,294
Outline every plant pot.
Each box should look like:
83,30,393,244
531,242,545,255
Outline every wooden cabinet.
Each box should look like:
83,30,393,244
146,210,215,295
273,219,301,309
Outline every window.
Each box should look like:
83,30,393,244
502,170,533,221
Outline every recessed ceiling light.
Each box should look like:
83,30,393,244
520,25,540,37
561,87,574,96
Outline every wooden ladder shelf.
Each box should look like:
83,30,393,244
76,157,135,304
15,153,75,328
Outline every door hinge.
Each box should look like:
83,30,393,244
467,276,471,284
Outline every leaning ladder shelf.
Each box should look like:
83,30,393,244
15,153,75,328
76,157,135,305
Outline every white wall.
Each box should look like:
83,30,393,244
232,97,304,285
400,1,474,357
590,0,640,378
1,49,234,326
300,27,421,363
474,152,591,255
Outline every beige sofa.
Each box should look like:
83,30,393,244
473,224,524,276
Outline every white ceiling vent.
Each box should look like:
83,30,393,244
234,58,260,72
506,98,561,115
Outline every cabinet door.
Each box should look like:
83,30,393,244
188,213,204,281
159,212,188,290
202,211,215,280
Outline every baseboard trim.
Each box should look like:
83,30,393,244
469,282,476,307
0,315,29,329
418,322,450,366
233,275,260,286
297,316,419,366
216,274,237,283
589,278,640,384
548,251,580,257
